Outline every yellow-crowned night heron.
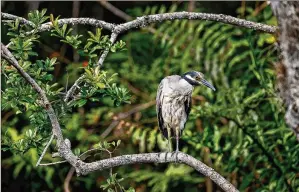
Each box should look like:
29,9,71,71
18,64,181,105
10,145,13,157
156,71,215,154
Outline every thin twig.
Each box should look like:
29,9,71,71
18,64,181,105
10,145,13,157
100,101,155,138
99,0,132,21
36,134,54,167
97,32,118,66
64,32,118,102
39,160,67,166
64,167,75,192
98,0,167,38
64,75,85,102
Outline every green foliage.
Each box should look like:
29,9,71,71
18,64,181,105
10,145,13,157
128,164,205,192
2,9,131,191
2,3,299,192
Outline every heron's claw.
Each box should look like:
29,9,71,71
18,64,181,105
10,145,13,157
171,150,179,163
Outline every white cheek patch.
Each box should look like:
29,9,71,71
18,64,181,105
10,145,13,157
186,75,195,81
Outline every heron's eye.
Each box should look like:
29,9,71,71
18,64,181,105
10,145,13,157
195,76,201,80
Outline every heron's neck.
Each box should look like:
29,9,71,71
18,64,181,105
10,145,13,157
179,78,194,92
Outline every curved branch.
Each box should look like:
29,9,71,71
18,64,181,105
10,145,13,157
76,152,238,192
2,11,277,34
114,12,277,34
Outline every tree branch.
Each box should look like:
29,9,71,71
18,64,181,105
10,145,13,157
2,11,277,34
1,12,35,27
77,152,239,192
98,0,168,39
113,11,277,34
31,18,115,34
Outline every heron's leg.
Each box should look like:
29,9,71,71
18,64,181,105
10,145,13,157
167,127,172,152
174,128,180,163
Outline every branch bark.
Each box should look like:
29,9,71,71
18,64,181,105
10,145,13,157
112,11,277,34
271,2,299,140
1,12,35,27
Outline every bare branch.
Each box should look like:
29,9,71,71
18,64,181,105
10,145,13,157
2,11,277,35
39,160,67,166
77,152,239,192
99,0,132,21
113,11,277,34
36,134,54,167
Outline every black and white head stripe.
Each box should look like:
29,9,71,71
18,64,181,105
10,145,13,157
182,71,215,91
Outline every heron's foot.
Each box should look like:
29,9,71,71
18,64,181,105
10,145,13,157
171,150,179,163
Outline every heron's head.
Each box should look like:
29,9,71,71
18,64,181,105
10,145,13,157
182,71,216,91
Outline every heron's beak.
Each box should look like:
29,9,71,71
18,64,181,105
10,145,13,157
200,79,216,91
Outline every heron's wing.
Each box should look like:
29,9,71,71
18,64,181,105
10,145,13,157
156,79,169,138
184,94,192,118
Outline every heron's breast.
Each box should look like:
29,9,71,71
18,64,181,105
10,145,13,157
162,95,188,127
